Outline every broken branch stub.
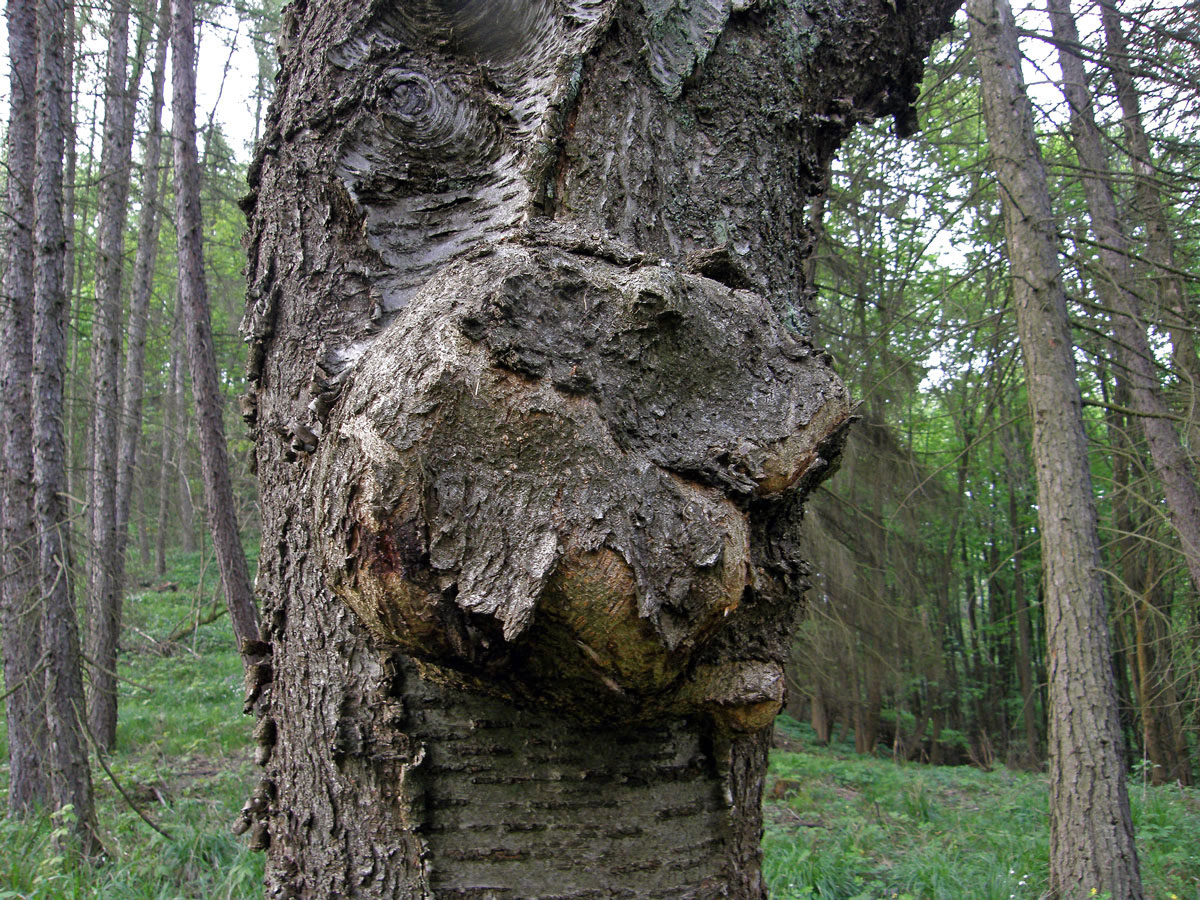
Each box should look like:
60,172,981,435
314,227,850,725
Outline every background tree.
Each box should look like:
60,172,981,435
970,0,1140,895
85,0,136,752
171,0,260,655
1,0,49,816
33,0,101,853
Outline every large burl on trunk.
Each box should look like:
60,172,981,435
241,1,957,897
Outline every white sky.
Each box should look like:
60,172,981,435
0,4,263,164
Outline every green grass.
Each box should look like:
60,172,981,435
2,554,1198,898
764,716,1200,900
0,548,263,899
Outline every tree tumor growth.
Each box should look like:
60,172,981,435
243,1,958,896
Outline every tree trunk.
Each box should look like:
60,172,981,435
968,0,1143,896
811,681,832,745
155,352,175,577
1047,0,1200,598
156,311,187,576
1108,377,1192,789
171,0,260,655
1010,477,1040,765
86,0,136,753
1098,0,1200,419
116,0,171,585
33,0,100,854
174,321,201,555
241,2,957,895
1,0,49,815
854,667,883,756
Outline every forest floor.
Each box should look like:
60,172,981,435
0,550,1197,899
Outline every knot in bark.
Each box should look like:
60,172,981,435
313,231,850,724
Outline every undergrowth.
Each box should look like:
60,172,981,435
1,551,1198,898
764,715,1200,900
0,548,263,899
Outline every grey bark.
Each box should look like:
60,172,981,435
156,308,192,576
86,0,135,753
1009,471,1039,764
33,0,100,854
60,1,76,350
1098,0,1200,415
242,1,957,896
115,0,172,600
2,0,49,814
171,0,261,655
968,0,1143,896
155,328,179,577
1047,0,1200,598
175,346,199,555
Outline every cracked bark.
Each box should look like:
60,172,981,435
243,1,957,896
1,0,48,815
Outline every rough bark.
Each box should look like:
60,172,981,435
243,1,957,896
86,0,135,753
33,0,100,854
1047,0,1200,598
1,0,49,815
171,0,261,655
968,0,1143,896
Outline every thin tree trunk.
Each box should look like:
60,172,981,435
1108,377,1192,788
968,0,1143,896
154,334,177,577
171,0,260,655
115,0,171,587
1047,0,1200,598
175,357,199,555
137,466,153,565
1098,0,1200,412
33,0,100,853
811,681,832,745
1,0,49,815
1010,479,1039,764
86,0,136,753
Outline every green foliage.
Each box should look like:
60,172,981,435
763,719,1200,900
0,550,263,898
